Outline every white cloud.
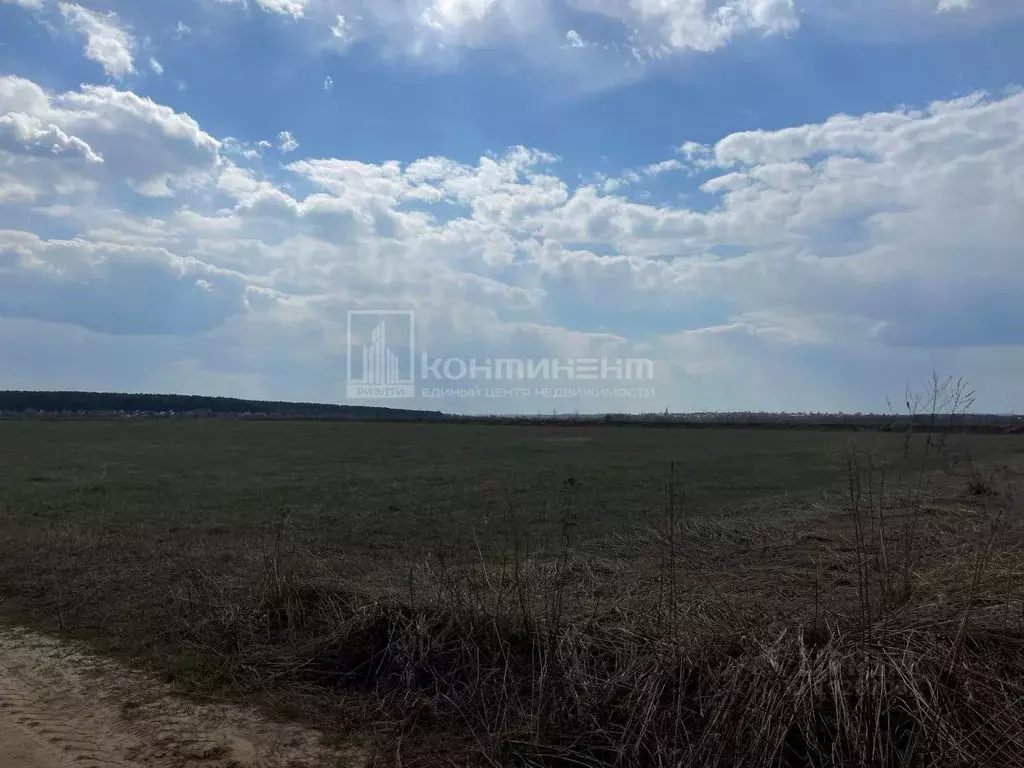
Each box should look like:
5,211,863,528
330,14,352,45
1,0,44,7
216,165,261,197
0,112,103,163
277,130,299,153
0,76,219,195
173,20,191,37
678,141,714,165
59,3,136,79
646,159,684,176
217,0,306,17
565,29,587,49
554,92,1024,350
257,0,307,17
323,76,334,91
0,173,38,203
421,0,499,31
0,229,253,335
149,58,164,75
937,0,972,10
566,0,799,54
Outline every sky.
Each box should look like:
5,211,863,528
0,0,1022,415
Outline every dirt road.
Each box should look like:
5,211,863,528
0,626,366,767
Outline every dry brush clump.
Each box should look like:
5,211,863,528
168,535,1024,767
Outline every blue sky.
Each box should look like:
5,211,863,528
0,0,1022,414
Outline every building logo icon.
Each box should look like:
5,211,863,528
346,310,416,399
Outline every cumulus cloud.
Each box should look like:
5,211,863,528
420,0,499,31
937,0,972,10
59,2,136,79
0,230,254,335
0,0,44,7
149,58,164,75
556,91,1024,352
0,112,103,163
564,29,588,49
330,14,352,44
0,174,38,204
0,76,219,195
566,0,799,54
277,130,299,153
255,0,307,17
215,0,307,16
323,76,333,91
645,159,685,176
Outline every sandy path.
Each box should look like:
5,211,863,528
0,626,368,768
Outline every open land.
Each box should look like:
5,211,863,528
2,420,1024,766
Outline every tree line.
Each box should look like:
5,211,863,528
0,391,440,420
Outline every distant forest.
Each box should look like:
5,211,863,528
0,390,1021,431
0,391,440,421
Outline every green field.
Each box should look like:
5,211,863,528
1,421,1023,765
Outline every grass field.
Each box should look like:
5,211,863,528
2,420,1023,766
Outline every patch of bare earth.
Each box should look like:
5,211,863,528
0,626,368,768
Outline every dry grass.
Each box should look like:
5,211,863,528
2,384,1024,766
164,450,1024,767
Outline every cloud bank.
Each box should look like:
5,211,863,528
0,71,1022,411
